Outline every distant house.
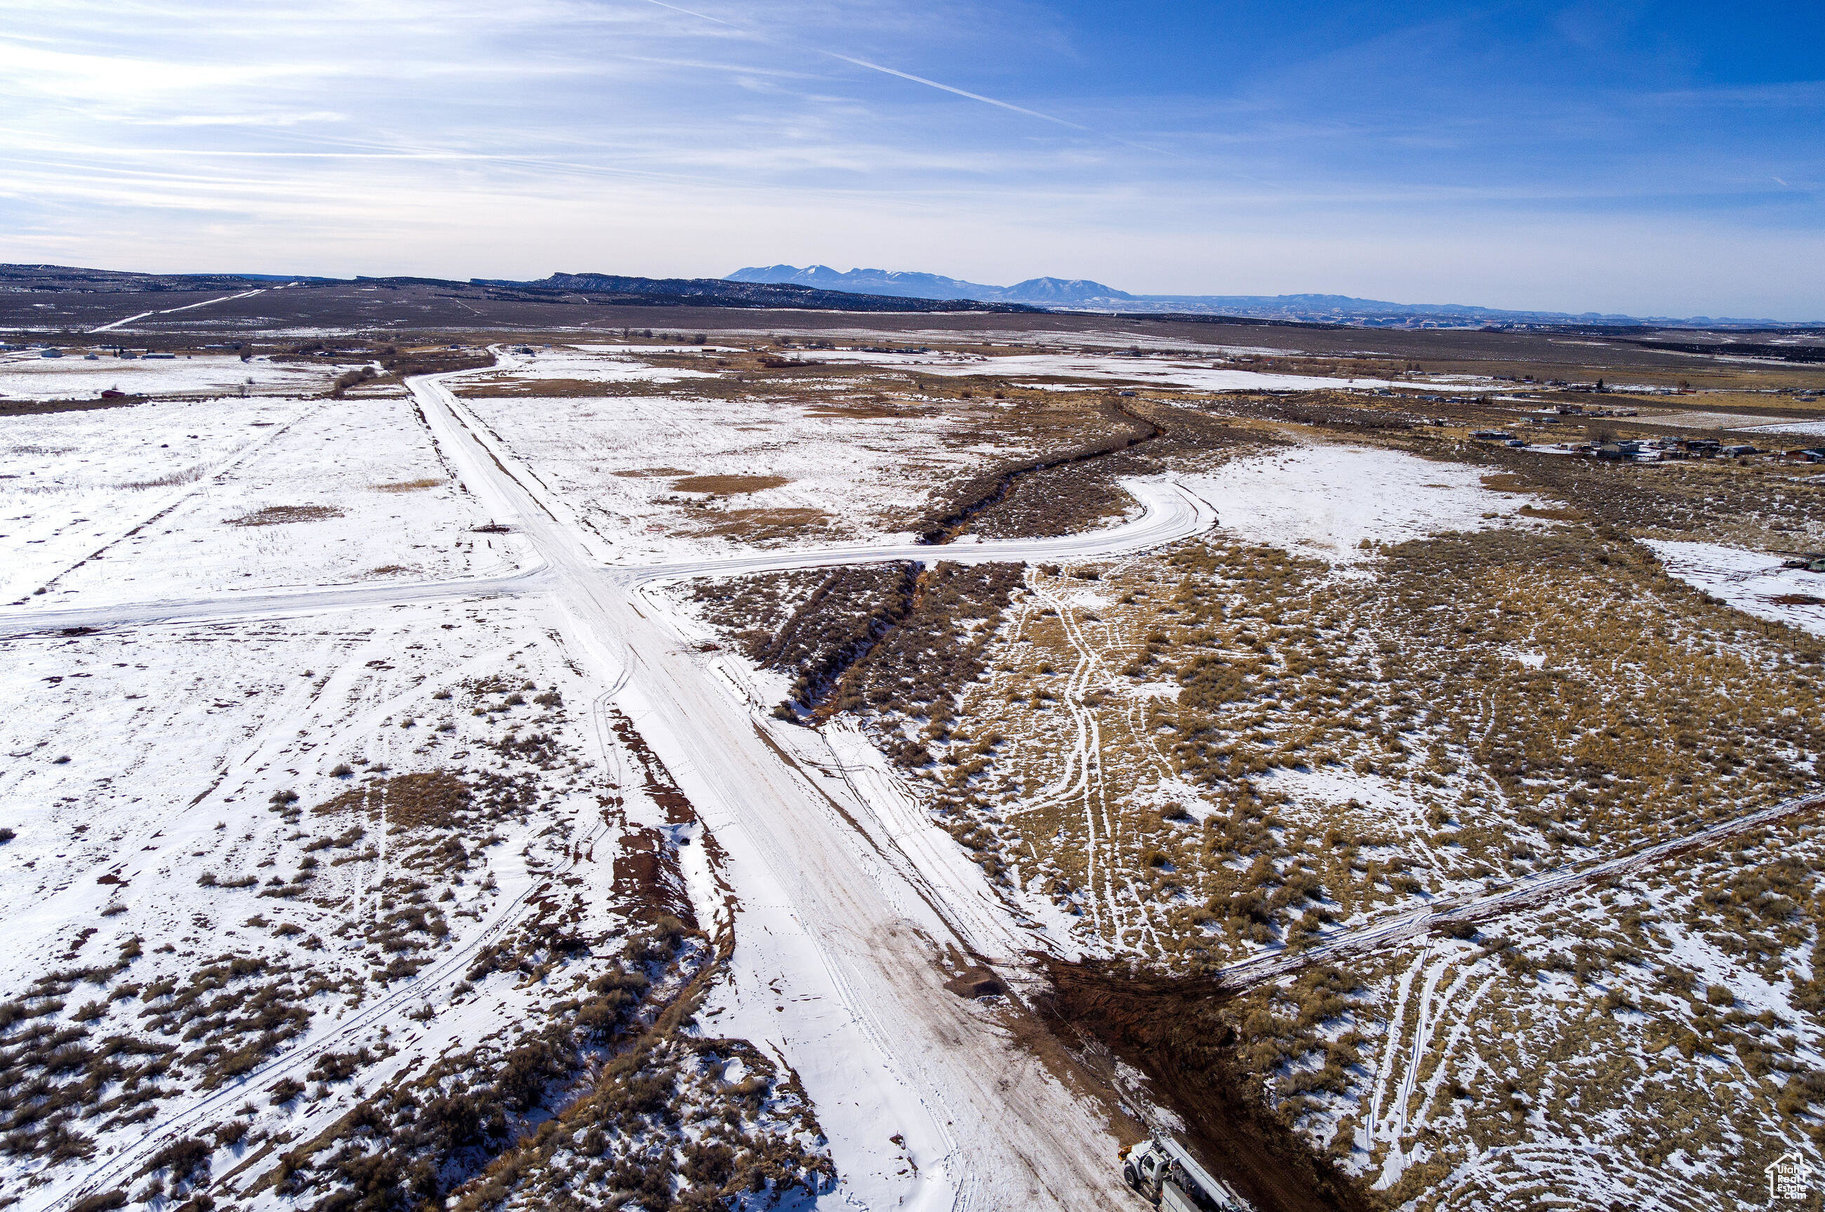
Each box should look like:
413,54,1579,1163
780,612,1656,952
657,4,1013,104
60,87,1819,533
39,348,63,358
1471,430,1517,441
1720,444,1757,457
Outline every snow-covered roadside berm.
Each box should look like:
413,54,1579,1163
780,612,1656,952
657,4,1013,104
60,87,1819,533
2,392,529,606
1181,443,1550,566
1647,539,1825,637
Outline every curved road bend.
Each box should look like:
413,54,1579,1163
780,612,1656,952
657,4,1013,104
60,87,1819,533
0,475,1215,641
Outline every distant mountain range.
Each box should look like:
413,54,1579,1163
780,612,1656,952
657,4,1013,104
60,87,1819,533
0,264,1037,316
478,271,1037,314
4,263,1811,330
726,265,1126,308
728,264,1811,329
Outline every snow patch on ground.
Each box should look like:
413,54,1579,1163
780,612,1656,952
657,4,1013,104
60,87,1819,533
0,352,343,399
909,351,1411,393
2,392,525,605
1183,444,1546,565
1647,539,1825,637
1264,765,1434,822
459,387,1020,563
1743,419,1825,438
465,346,719,385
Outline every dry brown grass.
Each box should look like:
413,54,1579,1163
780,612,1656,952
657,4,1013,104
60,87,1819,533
373,478,443,493
700,507,831,540
225,504,344,527
314,770,472,832
1515,502,1584,521
121,468,204,491
452,377,609,399
804,400,930,420
670,473,790,495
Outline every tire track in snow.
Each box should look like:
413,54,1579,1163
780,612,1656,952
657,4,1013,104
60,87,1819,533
13,400,316,604
37,620,623,1212
1218,785,1825,992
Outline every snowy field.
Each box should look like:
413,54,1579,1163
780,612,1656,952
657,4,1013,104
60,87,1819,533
0,597,679,1202
6,341,1817,1212
903,350,1412,392
0,351,346,400
2,392,526,606
458,378,1022,563
460,345,722,386
1744,418,1825,438
1647,538,1825,637
1182,444,1549,566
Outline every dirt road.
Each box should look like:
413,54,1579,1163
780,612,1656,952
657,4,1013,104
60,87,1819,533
407,371,1144,1210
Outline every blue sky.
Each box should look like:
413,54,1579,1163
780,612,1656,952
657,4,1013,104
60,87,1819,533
1,0,1820,317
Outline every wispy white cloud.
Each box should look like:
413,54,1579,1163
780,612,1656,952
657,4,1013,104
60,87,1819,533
0,0,1819,316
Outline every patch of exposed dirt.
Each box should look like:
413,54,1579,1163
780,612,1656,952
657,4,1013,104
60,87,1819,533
226,504,345,527
670,473,790,495
0,396,142,417
942,966,1005,1000
700,506,832,541
313,770,472,831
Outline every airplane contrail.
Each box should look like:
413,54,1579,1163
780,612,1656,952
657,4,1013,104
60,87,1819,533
820,51,1089,130
631,0,1087,131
